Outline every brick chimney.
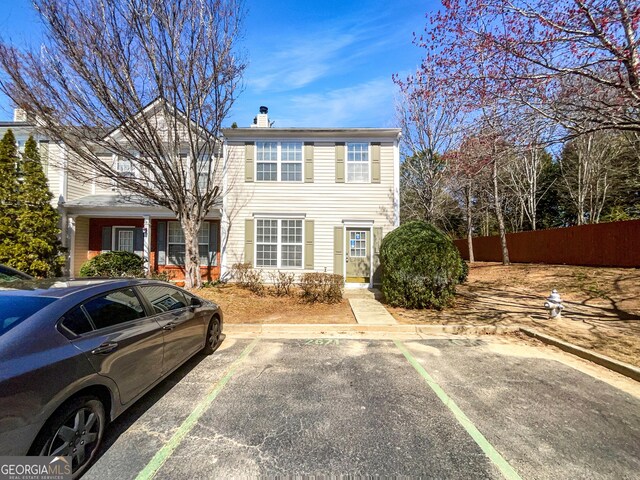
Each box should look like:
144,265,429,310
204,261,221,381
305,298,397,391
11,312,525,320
250,106,271,128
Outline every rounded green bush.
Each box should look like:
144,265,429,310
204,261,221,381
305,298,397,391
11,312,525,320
79,251,145,278
380,221,467,309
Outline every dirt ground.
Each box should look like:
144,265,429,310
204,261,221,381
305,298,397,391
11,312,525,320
198,283,356,324
389,262,640,368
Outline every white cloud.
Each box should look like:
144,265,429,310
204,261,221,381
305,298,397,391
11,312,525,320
271,77,398,128
245,14,400,94
247,33,355,92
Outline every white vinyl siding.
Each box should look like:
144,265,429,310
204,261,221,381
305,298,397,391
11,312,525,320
347,142,369,183
256,218,303,268
222,138,398,277
64,151,93,200
167,221,210,266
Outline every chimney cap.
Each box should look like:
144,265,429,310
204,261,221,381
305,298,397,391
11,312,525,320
259,106,268,114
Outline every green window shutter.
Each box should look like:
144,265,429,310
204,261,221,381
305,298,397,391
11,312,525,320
373,227,383,284
245,142,255,182
335,143,345,183
304,142,314,183
244,218,254,265
371,142,381,183
333,226,344,276
157,221,167,265
304,220,314,269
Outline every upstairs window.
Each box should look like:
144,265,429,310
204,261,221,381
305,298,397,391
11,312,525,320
256,141,303,182
280,143,302,181
256,142,278,181
116,157,134,178
347,143,369,183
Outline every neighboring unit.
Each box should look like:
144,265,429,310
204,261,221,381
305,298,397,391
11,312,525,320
0,107,400,287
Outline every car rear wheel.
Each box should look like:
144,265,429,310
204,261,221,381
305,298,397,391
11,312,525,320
31,396,105,479
203,316,221,354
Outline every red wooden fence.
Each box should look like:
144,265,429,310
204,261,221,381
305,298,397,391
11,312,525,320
454,220,640,267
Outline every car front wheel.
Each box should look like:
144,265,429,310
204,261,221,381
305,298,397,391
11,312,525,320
203,316,221,355
31,396,105,478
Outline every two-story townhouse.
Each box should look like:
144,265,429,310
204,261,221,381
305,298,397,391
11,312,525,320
221,107,400,287
0,105,221,281
0,106,400,287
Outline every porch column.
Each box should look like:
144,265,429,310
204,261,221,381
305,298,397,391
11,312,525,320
68,215,76,276
143,215,151,274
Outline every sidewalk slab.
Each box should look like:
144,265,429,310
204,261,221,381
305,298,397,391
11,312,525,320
343,288,383,300
348,298,397,325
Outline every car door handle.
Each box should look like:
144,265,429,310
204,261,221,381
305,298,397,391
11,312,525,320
91,342,118,355
162,322,177,331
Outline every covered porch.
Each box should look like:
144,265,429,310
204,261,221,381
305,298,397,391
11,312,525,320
63,195,221,282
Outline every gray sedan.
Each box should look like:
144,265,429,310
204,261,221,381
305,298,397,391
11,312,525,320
0,278,223,478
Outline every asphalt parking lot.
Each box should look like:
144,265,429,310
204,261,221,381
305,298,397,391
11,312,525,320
84,333,640,479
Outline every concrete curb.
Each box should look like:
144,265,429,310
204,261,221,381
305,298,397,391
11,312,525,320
520,327,640,383
223,323,521,336
415,325,520,335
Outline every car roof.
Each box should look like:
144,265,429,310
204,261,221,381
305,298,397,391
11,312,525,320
0,278,168,298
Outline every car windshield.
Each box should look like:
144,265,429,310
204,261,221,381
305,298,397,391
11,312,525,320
0,266,32,282
0,296,57,336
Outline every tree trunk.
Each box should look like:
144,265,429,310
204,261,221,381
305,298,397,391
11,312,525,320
492,158,510,265
465,186,475,263
181,217,202,289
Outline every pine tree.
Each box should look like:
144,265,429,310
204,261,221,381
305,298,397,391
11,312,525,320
0,129,19,266
13,136,64,277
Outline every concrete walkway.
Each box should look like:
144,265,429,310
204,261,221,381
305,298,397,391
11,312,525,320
348,299,397,325
343,288,397,325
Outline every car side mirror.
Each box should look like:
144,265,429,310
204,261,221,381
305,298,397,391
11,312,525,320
190,297,203,310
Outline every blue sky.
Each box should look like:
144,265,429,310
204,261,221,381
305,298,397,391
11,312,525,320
0,0,434,128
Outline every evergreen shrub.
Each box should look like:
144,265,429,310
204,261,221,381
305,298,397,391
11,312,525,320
79,251,145,277
380,221,466,309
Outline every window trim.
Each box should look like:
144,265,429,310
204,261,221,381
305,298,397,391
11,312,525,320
112,226,136,253
115,153,137,179
255,141,304,183
346,142,371,184
165,221,211,267
254,217,305,269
